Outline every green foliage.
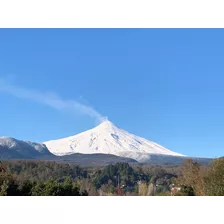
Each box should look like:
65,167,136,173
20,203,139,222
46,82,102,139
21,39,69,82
4,160,87,182
156,184,170,195
0,176,88,196
2,158,223,196
31,178,85,196
178,186,195,196
19,180,33,196
0,161,88,196
0,172,21,196
92,163,149,192
0,181,8,196
204,158,224,196
148,167,176,195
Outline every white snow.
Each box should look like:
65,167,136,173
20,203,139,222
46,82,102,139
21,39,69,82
43,120,185,162
0,136,50,154
0,137,19,148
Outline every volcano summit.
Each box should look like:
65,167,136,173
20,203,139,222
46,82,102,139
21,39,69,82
44,120,185,162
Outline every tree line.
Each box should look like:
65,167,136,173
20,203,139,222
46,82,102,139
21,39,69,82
0,158,224,196
172,158,224,196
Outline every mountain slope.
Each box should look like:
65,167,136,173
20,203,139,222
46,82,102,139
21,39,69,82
44,120,185,162
0,136,138,165
55,153,138,167
0,137,53,159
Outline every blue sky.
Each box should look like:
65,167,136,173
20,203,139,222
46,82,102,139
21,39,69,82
0,29,224,158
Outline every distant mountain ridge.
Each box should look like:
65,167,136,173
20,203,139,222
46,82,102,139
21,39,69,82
0,137,53,159
0,136,138,165
0,121,214,166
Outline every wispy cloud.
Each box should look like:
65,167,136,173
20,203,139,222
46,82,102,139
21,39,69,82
0,78,106,123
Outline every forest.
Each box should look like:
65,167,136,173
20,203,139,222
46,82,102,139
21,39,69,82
0,158,224,196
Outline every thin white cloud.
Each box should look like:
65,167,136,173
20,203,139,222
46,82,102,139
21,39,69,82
0,78,105,123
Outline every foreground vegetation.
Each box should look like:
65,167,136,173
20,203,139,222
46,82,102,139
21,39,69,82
0,158,224,196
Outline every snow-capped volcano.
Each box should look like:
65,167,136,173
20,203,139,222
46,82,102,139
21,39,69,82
44,120,185,162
